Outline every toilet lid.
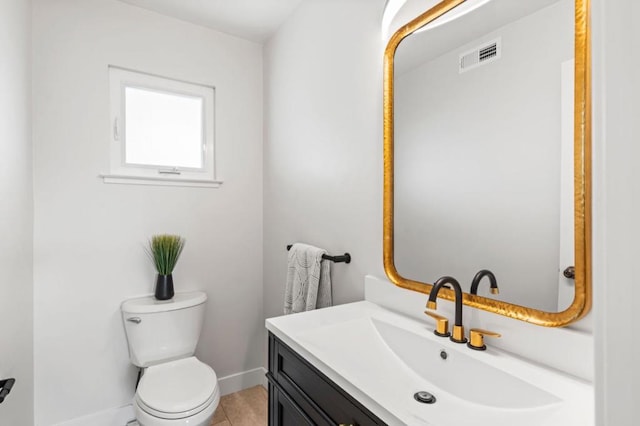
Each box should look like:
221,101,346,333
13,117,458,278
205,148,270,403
137,357,218,416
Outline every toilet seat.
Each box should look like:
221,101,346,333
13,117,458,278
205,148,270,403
136,392,216,420
136,357,219,420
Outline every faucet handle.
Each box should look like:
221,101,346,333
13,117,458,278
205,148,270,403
467,328,501,351
424,311,451,337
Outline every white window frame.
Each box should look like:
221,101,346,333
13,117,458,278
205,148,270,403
102,66,221,188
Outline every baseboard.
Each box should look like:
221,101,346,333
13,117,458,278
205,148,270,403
53,404,135,426
218,367,268,396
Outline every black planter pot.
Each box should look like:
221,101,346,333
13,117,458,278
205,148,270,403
155,274,174,300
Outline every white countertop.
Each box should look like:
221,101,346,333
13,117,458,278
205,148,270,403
266,300,593,426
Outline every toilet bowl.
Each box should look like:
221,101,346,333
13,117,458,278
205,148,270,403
133,357,219,426
121,291,218,426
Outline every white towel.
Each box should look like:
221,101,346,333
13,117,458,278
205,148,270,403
284,243,332,314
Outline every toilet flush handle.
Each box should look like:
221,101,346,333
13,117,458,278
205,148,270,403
127,317,142,324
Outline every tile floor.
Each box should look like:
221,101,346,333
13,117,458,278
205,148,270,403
211,385,268,426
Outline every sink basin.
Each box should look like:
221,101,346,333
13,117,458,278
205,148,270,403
266,301,593,426
371,318,560,409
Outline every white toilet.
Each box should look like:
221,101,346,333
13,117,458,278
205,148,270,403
121,291,219,426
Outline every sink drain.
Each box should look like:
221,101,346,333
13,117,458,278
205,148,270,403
414,391,436,404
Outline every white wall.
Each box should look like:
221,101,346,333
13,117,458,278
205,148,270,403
592,0,640,424
0,1,34,425
263,0,387,320
32,0,263,424
394,0,572,312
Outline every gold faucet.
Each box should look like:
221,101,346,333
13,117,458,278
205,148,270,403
467,328,501,351
469,269,499,295
426,276,467,344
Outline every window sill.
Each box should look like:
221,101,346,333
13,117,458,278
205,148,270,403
100,174,223,188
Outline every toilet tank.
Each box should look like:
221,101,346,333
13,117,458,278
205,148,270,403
121,291,207,367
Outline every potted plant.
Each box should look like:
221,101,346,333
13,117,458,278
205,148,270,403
146,234,185,300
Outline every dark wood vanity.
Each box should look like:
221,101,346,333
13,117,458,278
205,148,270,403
267,333,386,426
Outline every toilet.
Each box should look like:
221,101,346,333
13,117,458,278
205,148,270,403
121,291,219,426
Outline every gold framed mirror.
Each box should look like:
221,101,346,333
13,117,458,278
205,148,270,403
382,0,591,327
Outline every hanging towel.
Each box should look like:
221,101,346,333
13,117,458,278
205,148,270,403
284,243,332,314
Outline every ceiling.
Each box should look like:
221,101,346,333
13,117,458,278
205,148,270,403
118,0,304,42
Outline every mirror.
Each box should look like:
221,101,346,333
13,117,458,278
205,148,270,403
383,0,591,326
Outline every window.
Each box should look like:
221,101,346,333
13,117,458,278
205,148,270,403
104,66,220,187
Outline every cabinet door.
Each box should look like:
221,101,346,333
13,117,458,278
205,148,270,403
268,334,387,426
269,381,314,426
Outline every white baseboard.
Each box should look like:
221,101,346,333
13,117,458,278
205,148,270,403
54,368,267,426
53,404,135,426
218,367,268,396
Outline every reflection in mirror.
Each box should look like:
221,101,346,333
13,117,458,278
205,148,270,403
393,0,575,312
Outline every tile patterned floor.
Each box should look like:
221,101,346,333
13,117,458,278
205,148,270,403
212,385,268,426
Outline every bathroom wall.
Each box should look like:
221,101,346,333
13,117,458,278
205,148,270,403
263,0,387,321
32,0,263,424
0,0,34,425
592,0,640,424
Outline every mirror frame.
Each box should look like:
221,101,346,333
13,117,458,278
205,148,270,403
382,0,591,327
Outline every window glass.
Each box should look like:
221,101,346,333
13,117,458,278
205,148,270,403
124,87,204,169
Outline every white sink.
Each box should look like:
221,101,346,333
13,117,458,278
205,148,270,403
371,318,560,410
266,301,593,426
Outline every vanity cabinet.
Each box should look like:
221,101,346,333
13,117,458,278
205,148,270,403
267,333,386,426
